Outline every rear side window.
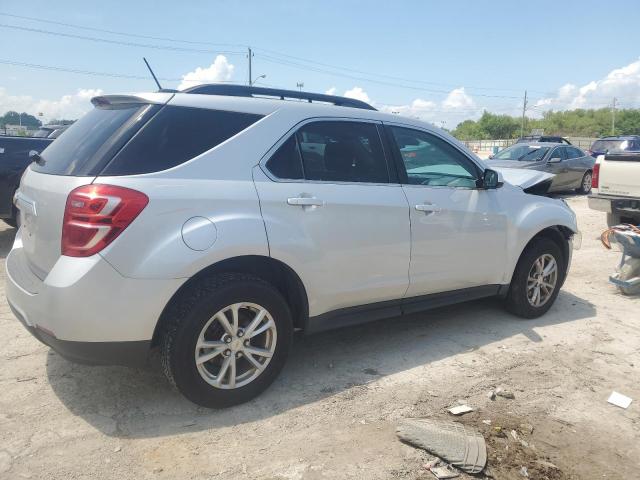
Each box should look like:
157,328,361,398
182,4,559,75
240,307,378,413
102,106,263,175
265,121,390,184
32,104,152,176
266,136,303,180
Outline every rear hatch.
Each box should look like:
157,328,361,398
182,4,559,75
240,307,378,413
598,153,640,198
16,96,165,279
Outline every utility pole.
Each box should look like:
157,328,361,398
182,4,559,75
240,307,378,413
611,97,617,135
520,90,528,138
247,47,252,86
296,82,304,92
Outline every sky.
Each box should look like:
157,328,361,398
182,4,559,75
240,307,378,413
1,0,640,126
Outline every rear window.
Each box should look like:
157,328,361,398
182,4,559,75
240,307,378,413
102,106,263,175
592,139,640,153
31,104,153,176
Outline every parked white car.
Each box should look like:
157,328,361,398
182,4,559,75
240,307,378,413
588,150,640,226
7,85,578,407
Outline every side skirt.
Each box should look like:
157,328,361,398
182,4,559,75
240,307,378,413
305,284,505,334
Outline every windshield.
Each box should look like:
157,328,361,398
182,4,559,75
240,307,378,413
493,145,550,161
31,104,153,176
32,128,53,138
591,139,640,153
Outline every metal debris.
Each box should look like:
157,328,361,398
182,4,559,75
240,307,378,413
396,418,486,474
608,391,632,409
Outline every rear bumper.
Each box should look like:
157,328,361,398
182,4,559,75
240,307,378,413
9,303,150,366
589,194,640,214
5,229,184,366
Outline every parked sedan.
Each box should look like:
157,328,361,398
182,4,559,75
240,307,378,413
487,143,595,194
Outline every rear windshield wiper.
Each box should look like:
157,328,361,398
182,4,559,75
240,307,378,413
28,150,45,165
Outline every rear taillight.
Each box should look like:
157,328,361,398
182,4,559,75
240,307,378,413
62,184,148,257
592,163,600,189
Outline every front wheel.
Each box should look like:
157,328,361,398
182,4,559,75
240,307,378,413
505,238,565,318
161,273,293,408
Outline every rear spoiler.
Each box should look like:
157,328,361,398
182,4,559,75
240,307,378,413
91,92,174,108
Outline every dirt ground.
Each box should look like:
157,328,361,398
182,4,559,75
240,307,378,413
0,195,638,480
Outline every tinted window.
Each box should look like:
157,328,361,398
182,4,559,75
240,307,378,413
296,121,389,183
566,147,583,158
390,127,478,187
494,144,550,162
266,136,303,179
550,147,566,160
31,105,150,176
102,106,263,175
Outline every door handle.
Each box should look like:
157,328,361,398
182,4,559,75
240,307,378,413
287,196,324,207
415,203,441,214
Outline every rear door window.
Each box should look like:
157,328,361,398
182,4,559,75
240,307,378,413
102,106,263,175
296,121,389,183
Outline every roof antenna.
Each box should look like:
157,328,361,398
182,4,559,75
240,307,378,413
143,57,163,91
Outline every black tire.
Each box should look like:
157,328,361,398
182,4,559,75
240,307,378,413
576,171,592,194
505,238,565,319
2,205,18,228
160,273,293,408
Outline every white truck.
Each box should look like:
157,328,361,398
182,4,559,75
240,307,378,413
589,152,640,226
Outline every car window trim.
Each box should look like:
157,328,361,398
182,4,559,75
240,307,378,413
548,146,565,161
260,116,399,186
382,122,484,189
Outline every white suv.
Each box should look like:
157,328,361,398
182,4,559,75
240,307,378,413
7,85,578,407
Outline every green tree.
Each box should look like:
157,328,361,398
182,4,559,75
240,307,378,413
0,111,42,128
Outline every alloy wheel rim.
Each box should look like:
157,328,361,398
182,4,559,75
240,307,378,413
195,302,277,389
583,173,592,191
526,254,558,307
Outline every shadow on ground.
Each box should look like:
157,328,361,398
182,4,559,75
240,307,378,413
0,226,16,259
44,290,595,438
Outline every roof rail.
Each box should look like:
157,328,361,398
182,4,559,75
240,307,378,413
181,84,377,111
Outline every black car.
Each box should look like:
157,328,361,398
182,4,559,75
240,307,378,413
588,135,640,157
516,135,572,145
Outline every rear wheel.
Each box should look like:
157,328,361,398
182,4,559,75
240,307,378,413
577,171,592,194
505,238,565,318
161,273,293,408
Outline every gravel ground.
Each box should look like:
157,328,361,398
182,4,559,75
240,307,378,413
0,195,638,480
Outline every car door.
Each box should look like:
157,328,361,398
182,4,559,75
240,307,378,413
385,124,507,298
545,146,570,190
566,147,592,187
253,119,411,318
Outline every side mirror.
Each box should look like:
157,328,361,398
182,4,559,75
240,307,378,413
548,157,562,163
28,150,44,165
488,154,494,159
479,169,500,189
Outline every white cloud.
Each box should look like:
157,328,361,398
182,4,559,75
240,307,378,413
177,55,235,90
442,87,475,109
343,86,371,103
337,85,479,126
0,87,102,122
325,87,337,96
534,58,640,111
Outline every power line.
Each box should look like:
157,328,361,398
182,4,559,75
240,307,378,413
0,11,531,97
0,12,247,48
0,58,234,83
259,53,522,99
0,23,245,55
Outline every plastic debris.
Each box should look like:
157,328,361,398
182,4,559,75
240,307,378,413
448,405,474,415
396,418,486,474
431,465,459,479
607,391,632,409
519,466,529,477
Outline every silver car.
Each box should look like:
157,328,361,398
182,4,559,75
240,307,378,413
488,142,595,194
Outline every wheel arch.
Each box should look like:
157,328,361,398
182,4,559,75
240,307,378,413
509,225,574,289
151,255,309,347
